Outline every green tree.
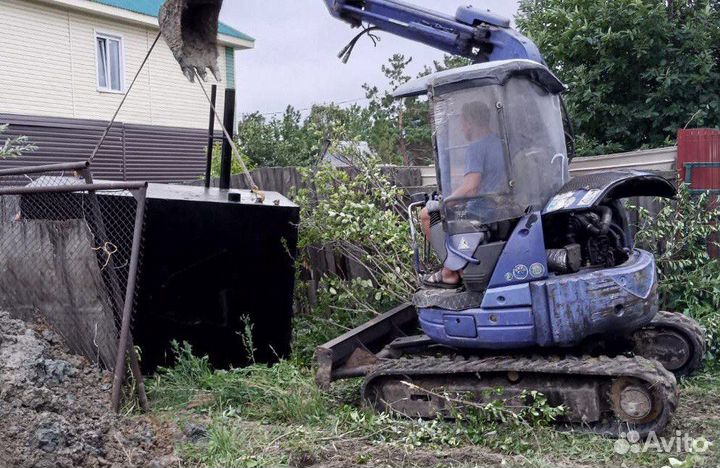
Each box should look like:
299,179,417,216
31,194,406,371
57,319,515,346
235,107,315,168
517,0,720,155
234,53,469,169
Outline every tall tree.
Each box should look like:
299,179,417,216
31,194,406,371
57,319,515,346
517,0,720,155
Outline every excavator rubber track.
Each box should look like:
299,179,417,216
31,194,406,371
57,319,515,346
362,353,678,437
630,310,707,378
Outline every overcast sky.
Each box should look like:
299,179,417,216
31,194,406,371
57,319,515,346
219,1,520,117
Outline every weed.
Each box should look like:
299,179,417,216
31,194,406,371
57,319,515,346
238,315,256,364
149,342,328,423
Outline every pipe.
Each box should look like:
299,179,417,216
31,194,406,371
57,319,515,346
111,185,148,412
0,161,89,177
589,206,613,235
219,88,236,190
204,84,217,188
0,181,147,196
407,200,425,274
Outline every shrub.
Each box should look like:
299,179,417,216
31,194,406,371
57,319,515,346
635,184,720,312
292,135,417,363
635,184,720,363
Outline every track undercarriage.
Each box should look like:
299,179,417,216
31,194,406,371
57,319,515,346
364,354,677,437
316,306,706,437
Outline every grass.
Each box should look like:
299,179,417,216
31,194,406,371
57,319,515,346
147,342,720,468
150,342,329,423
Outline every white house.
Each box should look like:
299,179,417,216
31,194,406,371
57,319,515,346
0,0,254,182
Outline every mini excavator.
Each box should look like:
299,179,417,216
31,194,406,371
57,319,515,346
158,0,706,436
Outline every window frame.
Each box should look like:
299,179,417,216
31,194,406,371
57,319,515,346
94,30,126,94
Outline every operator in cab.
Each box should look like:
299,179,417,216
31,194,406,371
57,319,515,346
419,100,508,288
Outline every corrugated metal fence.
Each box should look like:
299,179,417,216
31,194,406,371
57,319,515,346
678,128,720,192
0,113,211,183
678,128,720,257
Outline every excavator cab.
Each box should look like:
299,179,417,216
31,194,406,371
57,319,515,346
398,60,570,291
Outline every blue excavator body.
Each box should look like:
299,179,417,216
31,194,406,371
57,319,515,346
158,0,706,435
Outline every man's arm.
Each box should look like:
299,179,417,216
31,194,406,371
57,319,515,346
450,172,482,199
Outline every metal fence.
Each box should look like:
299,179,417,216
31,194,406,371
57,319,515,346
0,113,217,183
0,161,148,411
678,128,720,194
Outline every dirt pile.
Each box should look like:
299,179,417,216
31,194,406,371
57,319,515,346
0,311,179,468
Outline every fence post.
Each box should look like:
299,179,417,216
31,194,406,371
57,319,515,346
83,168,149,411
110,184,149,412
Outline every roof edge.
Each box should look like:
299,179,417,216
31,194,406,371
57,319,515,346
34,0,254,49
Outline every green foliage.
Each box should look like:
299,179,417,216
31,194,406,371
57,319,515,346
290,146,415,365
635,185,720,312
208,142,255,179
517,0,720,155
236,106,329,168
234,54,468,169
149,342,328,423
293,137,416,324
0,124,36,158
634,185,720,363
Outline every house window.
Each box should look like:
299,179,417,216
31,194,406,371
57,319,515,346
96,33,124,92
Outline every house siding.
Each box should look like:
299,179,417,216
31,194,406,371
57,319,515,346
0,0,229,129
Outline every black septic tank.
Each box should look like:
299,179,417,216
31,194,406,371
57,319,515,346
15,180,298,372
133,184,299,372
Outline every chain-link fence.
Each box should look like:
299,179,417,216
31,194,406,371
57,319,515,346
0,161,147,410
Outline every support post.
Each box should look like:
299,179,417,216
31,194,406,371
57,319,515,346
220,88,236,190
110,185,148,412
81,169,149,411
204,84,217,188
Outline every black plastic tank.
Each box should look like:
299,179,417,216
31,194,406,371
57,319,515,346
133,184,299,371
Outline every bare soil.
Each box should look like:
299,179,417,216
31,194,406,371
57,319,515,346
0,311,180,468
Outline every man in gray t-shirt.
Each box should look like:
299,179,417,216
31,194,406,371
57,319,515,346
453,101,507,198
420,100,507,288
463,135,507,193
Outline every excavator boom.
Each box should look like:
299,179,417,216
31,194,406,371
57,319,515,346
158,0,544,82
323,0,543,63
